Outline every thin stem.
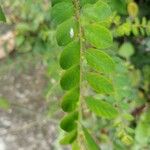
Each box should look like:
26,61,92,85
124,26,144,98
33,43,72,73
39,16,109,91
72,0,85,149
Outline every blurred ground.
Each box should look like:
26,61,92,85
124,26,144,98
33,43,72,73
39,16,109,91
0,53,66,150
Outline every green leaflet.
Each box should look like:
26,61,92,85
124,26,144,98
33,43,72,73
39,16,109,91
110,0,127,15
86,97,118,119
82,126,100,150
60,65,80,90
51,0,70,6
0,6,6,22
86,48,115,74
84,24,113,49
60,129,77,145
52,0,97,6
51,2,74,25
60,111,78,132
61,87,79,112
118,42,135,59
56,18,78,46
123,114,134,121
82,1,111,23
81,0,98,6
72,140,80,150
135,109,150,146
60,40,80,70
114,73,132,100
87,73,113,94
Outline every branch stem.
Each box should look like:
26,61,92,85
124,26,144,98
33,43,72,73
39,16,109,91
73,0,85,149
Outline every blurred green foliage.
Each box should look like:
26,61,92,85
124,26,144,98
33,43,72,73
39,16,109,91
0,5,6,21
1,0,56,53
0,0,61,125
0,97,10,110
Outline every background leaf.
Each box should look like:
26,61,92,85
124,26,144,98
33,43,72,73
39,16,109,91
0,6,6,22
135,109,150,146
82,126,100,150
60,130,77,145
118,42,135,59
72,140,80,150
